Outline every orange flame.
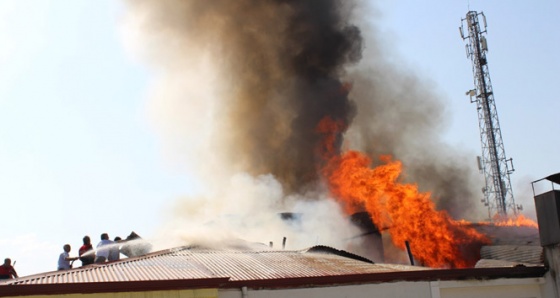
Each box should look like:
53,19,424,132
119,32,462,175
317,117,490,268
493,214,539,229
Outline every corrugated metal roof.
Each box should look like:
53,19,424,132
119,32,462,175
182,249,407,282
0,244,547,297
0,243,548,298
480,245,543,265
472,224,541,246
1,245,424,286
475,259,543,268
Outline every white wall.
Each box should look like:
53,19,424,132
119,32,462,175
219,277,547,298
435,278,546,298
221,281,432,298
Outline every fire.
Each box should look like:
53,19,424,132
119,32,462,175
317,117,490,268
493,214,539,229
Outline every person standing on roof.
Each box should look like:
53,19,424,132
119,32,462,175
0,258,18,279
108,236,121,262
95,233,114,263
58,244,78,270
78,236,95,266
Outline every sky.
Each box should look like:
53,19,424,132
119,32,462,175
0,0,558,276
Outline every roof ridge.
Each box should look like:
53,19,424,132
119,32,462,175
303,245,374,264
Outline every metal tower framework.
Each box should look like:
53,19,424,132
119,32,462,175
460,11,517,219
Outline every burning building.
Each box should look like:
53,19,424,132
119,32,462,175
2,177,558,297
0,240,552,297
122,0,499,270
2,0,558,296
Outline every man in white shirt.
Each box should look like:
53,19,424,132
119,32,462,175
94,233,114,263
108,237,121,261
57,244,78,270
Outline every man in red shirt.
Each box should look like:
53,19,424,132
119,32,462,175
0,258,18,279
78,236,95,266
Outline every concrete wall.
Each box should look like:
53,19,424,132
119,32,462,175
220,282,432,298
219,277,548,298
435,278,548,298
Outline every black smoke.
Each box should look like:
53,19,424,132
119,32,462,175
124,0,483,219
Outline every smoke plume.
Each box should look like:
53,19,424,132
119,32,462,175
121,0,483,248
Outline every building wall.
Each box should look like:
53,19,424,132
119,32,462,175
220,282,433,298
219,278,548,298
435,278,547,298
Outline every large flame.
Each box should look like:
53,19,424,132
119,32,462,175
317,117,490,268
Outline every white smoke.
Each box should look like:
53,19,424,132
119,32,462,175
119,2,364,251
119,0,487,257
151,173,361,251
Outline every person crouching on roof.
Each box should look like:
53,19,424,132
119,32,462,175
0,258,18,279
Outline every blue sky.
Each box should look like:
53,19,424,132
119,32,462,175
376,1,559,202
0,0,558,276
0,0,197,276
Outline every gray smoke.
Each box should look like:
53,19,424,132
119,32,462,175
123,0,482,220
347,62,484,219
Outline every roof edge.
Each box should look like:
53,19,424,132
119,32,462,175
0,278,229,297
223,266,547,289
0,266,546,295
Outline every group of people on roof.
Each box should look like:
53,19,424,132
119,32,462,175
2,232,143,280
57,233,122,271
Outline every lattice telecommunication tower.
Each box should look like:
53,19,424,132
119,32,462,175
460,11,519,219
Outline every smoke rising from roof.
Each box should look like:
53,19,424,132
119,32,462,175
123,0,363,190
122,0,485,248
154,173,362,251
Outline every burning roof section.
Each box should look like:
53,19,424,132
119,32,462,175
472,224,543,266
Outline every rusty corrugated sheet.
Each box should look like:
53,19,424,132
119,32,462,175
184,249,401,281
1,249,215,285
